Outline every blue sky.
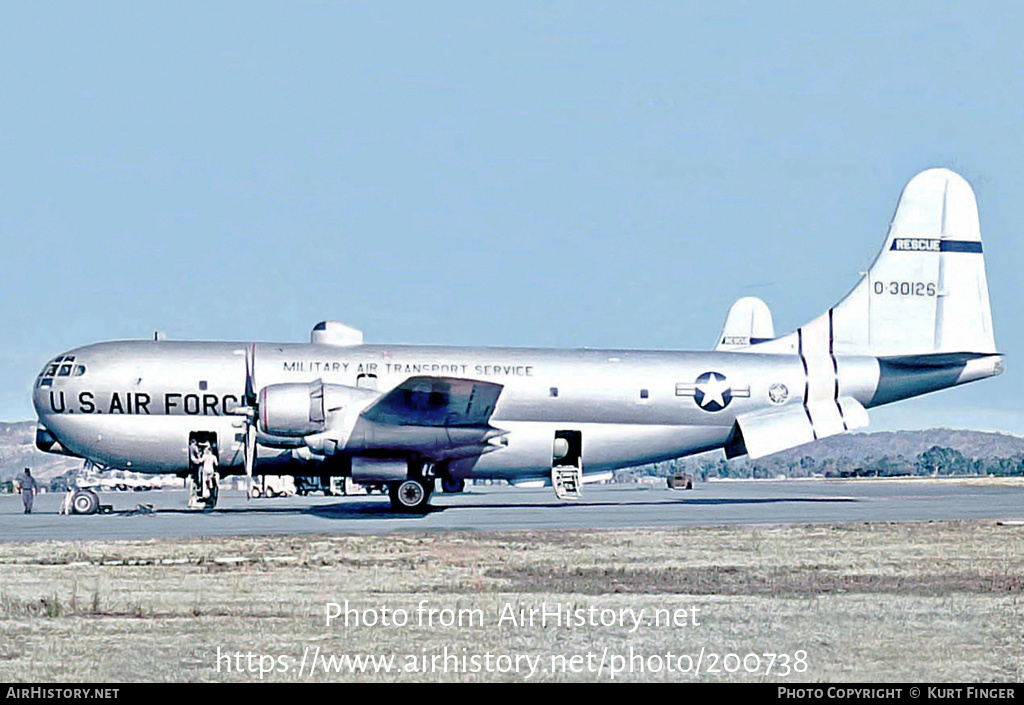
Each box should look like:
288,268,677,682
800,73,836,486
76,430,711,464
1,2,1021,432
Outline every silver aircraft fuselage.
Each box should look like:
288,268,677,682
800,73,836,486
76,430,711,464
32,338,979,483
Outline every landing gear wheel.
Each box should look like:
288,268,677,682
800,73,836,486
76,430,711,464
441,477,465,493
389,479,432,512
70,489,100,515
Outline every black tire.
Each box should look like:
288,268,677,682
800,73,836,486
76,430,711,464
71,490,100,515
389,479,432,512
441,477,465,493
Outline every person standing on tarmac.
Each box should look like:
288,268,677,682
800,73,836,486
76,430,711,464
20,469,37,514
199,442,218,499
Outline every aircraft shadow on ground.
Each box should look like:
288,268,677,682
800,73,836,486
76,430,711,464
130,501,438,519
434,497,859,511
145,495,856,520
13,495,856,521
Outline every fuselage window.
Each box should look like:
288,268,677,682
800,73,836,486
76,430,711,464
640,389,649,399
549,387,559,398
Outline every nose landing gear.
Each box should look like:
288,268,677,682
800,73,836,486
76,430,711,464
58,461,111,515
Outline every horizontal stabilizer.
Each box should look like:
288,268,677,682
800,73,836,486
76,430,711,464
715,297,774,350
879,351,998,369
362,376,503,427
728,396,869,459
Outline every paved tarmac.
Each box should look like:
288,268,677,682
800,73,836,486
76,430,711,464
2,478,1023,541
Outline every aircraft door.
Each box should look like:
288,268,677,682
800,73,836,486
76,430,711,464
552,430,582,499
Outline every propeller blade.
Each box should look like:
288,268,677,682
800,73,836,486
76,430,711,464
244,343,256,407
244,422,256,501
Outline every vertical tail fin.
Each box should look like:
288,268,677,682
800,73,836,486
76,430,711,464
754,168,997,357
835,167,995,355
715,297,774,350
732,169,1000,458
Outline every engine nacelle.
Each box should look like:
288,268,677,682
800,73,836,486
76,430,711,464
259,381,326,437
258,380,379,441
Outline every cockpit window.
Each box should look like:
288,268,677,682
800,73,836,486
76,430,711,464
37,357,85,386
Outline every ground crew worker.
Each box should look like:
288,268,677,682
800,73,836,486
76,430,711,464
20,469,37,514
200,443,218,499
188,438,202,471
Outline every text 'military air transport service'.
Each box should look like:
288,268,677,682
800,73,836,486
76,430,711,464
33,168,1002,513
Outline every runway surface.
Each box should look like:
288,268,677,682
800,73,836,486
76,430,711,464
2,478,1024,541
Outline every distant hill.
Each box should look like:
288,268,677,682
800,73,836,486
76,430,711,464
620,428,1024,480
4,420,1023,485
0,421,81,483
762,428,1024,464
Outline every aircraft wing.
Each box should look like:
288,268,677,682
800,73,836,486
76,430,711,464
360,376,503,427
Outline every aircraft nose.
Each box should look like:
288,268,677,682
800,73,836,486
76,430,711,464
33,350,89,418
35,424,64,453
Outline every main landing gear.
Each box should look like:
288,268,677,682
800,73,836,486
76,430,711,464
440,477,465,494
389,478,432,512
387,460,436,512
386,460,472,511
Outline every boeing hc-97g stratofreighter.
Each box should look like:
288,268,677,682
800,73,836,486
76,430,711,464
33,168,1002,513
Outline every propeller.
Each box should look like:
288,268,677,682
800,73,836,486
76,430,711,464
237,344,258,499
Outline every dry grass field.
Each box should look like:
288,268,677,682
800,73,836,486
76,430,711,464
1,521,1022,682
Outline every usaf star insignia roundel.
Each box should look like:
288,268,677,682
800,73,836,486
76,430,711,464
694,371,732,412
